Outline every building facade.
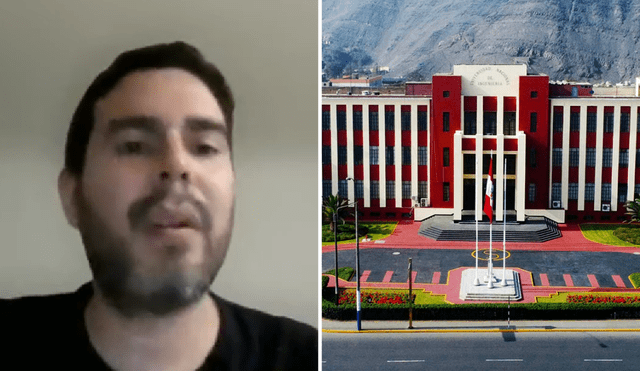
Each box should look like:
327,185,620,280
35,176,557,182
322,64,640,223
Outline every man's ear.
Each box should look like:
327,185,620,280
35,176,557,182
58,169,80,229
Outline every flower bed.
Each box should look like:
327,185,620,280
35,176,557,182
567,294,640,305
338,291,412,305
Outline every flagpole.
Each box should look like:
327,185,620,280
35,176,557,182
474,158,480,286
487,151,494,289
501,158,507,287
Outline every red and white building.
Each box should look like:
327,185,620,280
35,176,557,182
322,64,640,223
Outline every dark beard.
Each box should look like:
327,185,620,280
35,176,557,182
74,185,231,318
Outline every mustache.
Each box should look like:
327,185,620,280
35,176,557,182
127,188,212,232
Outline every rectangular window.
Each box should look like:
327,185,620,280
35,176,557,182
443,182,450,202
401,111,411,131
603,148,612,168
505,154,516,175
338,146,347,165
386,180,395,199
635,184,640,198
386,147,395,165
338,179,348,197
637,149,640,168
464,112,477,135
553,112,563,132
587,112,597,132
370,146,379,165
530,112,537,132
443,112,450,132
418,111,428,131
402,181,411,199
353,111,363,131
621,112,630,133
322,180,331,198
620,149,629,167
569,148,579,167
604,112,614,133
443,91,450,98
463,154,475,174
355,180,364,199
418,147,428,165
337,110,346,130
570,112,580,132
322,111,330,130
552,183,562,202
528,183,536,202
585,183,595,201
402,147,411,165
385,110,394,131
443,148,450,167
530,148,537,168
322,146,331,165
619,184,627,203
531,91,538,98
418,181,428,199
354,145,363,165
602,183,612,203
369,110,379,131
370,181,379,199
483,112,497,135
552,148,562,167
504,112,516,135
568,183,579,200
586,148,596,167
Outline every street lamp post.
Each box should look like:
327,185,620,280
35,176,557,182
333,212,339,306
347,177,362,331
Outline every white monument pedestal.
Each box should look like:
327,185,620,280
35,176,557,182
459,268,522,301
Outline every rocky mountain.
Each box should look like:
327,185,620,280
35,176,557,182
322,0,640,83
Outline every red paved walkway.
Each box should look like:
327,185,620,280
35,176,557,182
322,221,640,303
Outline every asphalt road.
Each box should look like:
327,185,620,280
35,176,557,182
323,331,640,370
322,249,640,287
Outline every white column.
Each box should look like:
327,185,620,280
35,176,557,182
475,96,484,221
346,104,354,201
594,105,604,211
629,105,638,201
516,132,526,222
426,103,432,206
453,131,463,220
379,106,387,207
496,97,505,221
411,103,418,207
578,104,588,211
330,103,338,195
363,105,371,208
561,105,570,210
611,105,621,211
395,104,402,208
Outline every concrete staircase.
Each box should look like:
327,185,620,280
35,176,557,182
419,217,560,243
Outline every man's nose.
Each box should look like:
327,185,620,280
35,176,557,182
159,136,190,183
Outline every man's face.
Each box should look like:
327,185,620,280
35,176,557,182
64,68,235,316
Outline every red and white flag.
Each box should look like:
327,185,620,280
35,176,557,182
484,155,494,223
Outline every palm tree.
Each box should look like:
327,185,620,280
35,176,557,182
322,194,349,232
625,198,640,223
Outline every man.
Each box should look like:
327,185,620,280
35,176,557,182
2,41,317,370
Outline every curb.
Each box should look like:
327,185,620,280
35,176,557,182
323,328,640,334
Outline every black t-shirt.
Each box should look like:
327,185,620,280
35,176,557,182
1,282,318,370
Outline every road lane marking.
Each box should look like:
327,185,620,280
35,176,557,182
584,359,623,362
360,270,371,282
382,271,394,283
563,274,574,287
410,271,417,283
432,271,441,284
387,360,426,363
539,273,550,286
612,274,626,288
587,274,599,288
486,359,523,362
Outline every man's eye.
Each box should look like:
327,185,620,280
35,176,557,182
117,142,146,155
195,144,219,155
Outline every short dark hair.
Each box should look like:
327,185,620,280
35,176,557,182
64,41,234,175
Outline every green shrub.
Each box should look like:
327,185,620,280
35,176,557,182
323,267,354,281
613,226,640,245
321,275,329,288
630,273,640,288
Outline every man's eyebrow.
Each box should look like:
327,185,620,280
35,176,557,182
105,116,162,136
185,117,228,135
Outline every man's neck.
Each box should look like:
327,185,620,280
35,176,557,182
84,285,220,371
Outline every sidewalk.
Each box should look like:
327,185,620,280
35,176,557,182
322,319,640,333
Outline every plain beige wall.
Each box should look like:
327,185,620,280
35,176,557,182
0,1,318,326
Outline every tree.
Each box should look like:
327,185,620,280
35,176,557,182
322,194,349,232
625,198,640,223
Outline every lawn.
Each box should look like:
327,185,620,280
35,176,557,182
321,222,397,246
537,291,640,303
579,224,640,247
